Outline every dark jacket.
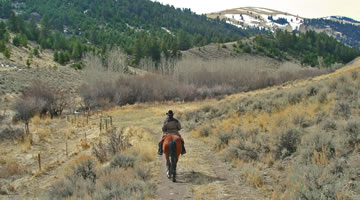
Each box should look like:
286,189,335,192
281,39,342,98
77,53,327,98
162,117,181,134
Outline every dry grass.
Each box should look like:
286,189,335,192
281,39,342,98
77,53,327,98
0,159,25,178
182,59,360,198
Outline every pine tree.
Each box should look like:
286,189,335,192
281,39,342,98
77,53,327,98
72,41,82,60
58,51,65,65
8,12,19,32
0,40,5,52
3,47,10,59
53,51,59,62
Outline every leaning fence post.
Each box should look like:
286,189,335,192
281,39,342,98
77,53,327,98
110,116,113,127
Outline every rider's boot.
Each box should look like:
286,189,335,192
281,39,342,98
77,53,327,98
181,142,186,155
158,142,163,155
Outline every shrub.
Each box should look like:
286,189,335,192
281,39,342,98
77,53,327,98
334,102,351,119
322,120,337,131
12,35,21,46
215,131,233,149
198,124,211,137
92,129,130,163
93,169,154,200
351,71,358,80
71,159,97,183
307,85,319,97
71,61,85,70
0,160,25,178
289,163,348,200
298,131,335,164
317,90,328,103
3,47,10,58
274,128,301,159
92,141,108,163
225,142,259,162
0,128,24,141
344,120,360,147
110,154,136,169
287,90,303,105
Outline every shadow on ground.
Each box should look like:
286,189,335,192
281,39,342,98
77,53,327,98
178,170,225,185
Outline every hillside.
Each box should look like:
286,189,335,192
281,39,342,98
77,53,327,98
207,7,360,47
0,0,255,65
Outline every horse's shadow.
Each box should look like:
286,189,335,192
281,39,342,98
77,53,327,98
176,170,225,185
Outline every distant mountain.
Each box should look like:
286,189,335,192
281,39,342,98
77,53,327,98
207,7,360,47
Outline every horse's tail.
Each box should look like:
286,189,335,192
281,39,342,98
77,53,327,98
169,140,177,164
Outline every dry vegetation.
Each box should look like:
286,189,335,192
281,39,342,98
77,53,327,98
180,62,360,199
80,50,328,109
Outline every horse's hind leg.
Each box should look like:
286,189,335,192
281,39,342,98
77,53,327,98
167,161,171,179
172,163,177,182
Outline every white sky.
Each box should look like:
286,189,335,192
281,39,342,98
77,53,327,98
152,0,360,21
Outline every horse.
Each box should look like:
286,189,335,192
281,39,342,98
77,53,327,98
162,134,182,182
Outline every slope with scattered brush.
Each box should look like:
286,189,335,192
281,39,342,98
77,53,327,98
179,57,360,199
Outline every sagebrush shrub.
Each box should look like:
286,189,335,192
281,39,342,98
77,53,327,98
71,159,97,183
215,131,233,149
225,142,259,162
287,90,304,105
334,102,351,119
274,128,301,159
0,128,25,141
344,120,360,147
110,154,136,169
198,124,211,137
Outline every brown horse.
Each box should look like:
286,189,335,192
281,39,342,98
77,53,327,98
162,134,182,182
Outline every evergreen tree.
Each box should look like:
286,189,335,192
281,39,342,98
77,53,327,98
71,41,83,60
58,51,65,65
8,12,19,32
3,47,10,58
0,40,5,52
53,51,59,62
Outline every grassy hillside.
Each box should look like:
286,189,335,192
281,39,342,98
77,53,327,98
180,58,360,199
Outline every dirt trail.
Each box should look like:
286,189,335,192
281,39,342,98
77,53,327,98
106,103,264,200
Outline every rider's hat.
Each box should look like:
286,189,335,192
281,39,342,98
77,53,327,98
166,110,174,116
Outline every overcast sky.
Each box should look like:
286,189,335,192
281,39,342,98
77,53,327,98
152,0,360,21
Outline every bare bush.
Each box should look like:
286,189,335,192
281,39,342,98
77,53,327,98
106,48,129,73
13,96,37,137
92,142,108,163
92,130,130,163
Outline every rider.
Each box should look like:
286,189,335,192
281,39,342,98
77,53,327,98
158,110,186,155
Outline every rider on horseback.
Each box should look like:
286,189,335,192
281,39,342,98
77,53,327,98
158,110,186,155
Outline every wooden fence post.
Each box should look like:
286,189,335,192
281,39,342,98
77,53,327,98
38,153,41,171
66,139,68,157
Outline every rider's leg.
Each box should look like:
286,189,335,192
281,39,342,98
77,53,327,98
179,135,186,155
158,135,166,155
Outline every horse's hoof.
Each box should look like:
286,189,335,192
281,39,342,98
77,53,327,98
172,179,176,182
